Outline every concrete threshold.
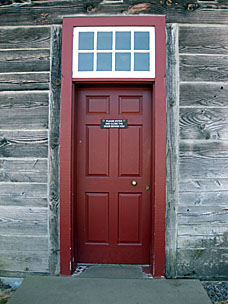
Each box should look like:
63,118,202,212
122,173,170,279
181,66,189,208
7,275,211,304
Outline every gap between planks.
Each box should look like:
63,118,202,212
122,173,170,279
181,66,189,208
0,90,50,94
0,234,49,238
179,53,228,57
0,48,50,51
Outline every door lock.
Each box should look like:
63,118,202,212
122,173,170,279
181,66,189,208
145,185,150,191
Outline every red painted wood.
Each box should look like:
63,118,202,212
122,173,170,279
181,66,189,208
60,16,166,277
76,87,151,264
151,19,167,278
60,18,74,275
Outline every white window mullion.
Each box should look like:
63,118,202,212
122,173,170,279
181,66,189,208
94,30,97,71
113,31,115,72
131,30,134,72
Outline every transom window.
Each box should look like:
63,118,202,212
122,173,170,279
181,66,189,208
73,27,155,78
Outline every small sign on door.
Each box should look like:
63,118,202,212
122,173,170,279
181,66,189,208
100,119,128,129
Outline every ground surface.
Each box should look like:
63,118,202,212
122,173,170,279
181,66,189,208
0,266,228,304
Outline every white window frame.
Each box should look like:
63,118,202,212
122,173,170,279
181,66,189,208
72,26,155,78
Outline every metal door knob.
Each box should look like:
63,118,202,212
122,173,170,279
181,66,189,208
131,180,137,186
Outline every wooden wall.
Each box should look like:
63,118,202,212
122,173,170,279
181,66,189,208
0,25,51,275
177,24,228,279
0,0,228,279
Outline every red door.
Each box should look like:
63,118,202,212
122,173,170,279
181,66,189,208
76,86,152,264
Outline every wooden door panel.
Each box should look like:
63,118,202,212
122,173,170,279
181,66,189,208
119,126,142,177
86,126,110,176
76,87,151,264
119,96,142,114
87,96,110,114
118,193,141,244
86,193,109,243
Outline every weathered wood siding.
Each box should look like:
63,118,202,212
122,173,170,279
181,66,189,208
178,24,228,279
0,24,50,275
0,0,228,279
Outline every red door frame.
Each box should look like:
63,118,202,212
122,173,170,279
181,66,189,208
60,16,166,277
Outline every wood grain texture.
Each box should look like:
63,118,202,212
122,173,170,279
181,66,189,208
180,55,228,82
0,251,49,273
0,234,49,273
0,206,48,235
0,72,49,91
0,235,49,273
0,183,47,207
179,191,228,211
0,131,48,158
0,91,48,129
178,234,228,249
180,83,228,107
165,24,179,279
180,141,228,158
0,49,50,73
178,211,228,225
180,108,228,140
176,248,228,279
179,179,228,192
0,159,48,183
180,155,228,179
179,26,228,55
0,235,48,252
178,223,228,236
48,25,61,275
179,141,228,179
0,0,227,25
0,26,51,49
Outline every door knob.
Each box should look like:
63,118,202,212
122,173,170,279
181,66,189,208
131,180,137,186
145,185,150,191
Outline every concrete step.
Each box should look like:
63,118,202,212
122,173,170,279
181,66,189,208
8,275,211,304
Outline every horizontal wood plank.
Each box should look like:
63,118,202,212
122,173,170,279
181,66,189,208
178,223,228,236
177,235,228,249
0,159,47,183
0,49,50,73
178,211,228,225
0,183,47,207
0,235,48,252
180,156,228,179
179,179,228,192
0,206,48,235
0,91,48,129
177,248,228,278
180,108,228,140
180,83,228,107
0,251,49,273
179,26,228,55
179,141,228,179
0,72,49,91
180,55,228,82
179,191,228,209
180,141,228,158
0,26,51,49
0,1,228,25
0,131,48,158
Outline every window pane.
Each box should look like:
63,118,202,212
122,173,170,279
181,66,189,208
116,32,131,50
78,53,94,71
115,53,131,71
134,53,149,71
79,32,94,50
97,53,112,71
134,32,149,50
97,32,113,50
